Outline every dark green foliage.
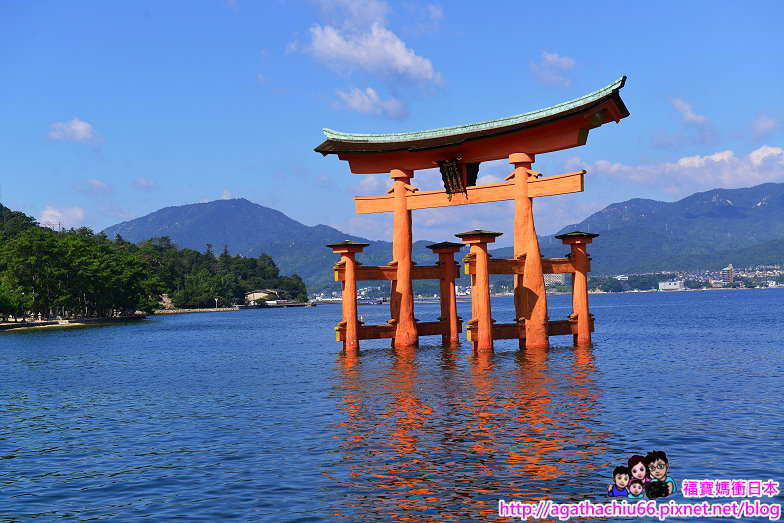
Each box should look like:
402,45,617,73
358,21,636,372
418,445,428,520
684,280,706,289
738,277,758,288
130,237,308,308
599,278,625,293
0,204,38,242
0,225,164,318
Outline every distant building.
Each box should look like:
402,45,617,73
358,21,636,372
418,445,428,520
720,264,734,283
615,275,629,281
658,281,685,291
245,289,285,305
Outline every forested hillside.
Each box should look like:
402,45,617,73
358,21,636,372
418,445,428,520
0,205,306,319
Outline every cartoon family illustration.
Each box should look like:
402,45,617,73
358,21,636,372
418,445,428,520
607,450,676,500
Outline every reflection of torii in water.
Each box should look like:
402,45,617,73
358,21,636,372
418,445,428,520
331,344,609,519
321,77,629,353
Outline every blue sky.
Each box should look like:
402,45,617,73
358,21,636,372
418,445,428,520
2,0,783,247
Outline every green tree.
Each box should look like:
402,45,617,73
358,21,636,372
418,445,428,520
599,279,624,293
0,204,37,242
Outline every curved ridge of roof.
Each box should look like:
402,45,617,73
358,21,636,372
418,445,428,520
322,76,626,143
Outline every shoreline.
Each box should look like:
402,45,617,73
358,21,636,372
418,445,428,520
153,302,315,315
0,315,147,332
4,287,777,330
154,307,240,314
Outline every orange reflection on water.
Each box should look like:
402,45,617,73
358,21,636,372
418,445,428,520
506,346,565,484
331,342,608,521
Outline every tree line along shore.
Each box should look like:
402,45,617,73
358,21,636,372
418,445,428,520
0,204,308,324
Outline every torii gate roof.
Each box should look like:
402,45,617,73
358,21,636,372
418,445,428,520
315,77,629,174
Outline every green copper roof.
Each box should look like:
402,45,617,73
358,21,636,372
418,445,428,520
322,77,626,143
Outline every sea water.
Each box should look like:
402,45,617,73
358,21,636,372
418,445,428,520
1,290,782,521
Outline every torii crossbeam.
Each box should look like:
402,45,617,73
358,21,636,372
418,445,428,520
317,77,629,353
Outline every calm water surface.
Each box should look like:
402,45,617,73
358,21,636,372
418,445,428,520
1,290,783,521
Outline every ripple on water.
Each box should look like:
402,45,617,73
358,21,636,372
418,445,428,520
1,292,783,521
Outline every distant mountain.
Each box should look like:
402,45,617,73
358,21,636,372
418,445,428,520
551,182,784,273
104,183,784,291
102,198,440,292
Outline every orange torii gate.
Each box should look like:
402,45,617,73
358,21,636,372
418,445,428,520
319,77,629,353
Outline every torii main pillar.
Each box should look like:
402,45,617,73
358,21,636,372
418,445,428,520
510,153,548,349
390,168,417,348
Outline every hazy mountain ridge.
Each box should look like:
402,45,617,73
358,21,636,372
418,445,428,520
103,183,784,290
103,198,440,291
559,183,784,243
551,183,784,273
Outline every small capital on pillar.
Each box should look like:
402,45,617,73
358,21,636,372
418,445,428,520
555,231,599,245
390,168,414,179
455,229,503,245
327,240,370,254
426,241,464,254
508,152,535,164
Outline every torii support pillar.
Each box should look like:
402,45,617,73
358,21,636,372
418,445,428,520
426,241,463,346
327,240,369,353
509,153,549,349
457,230,502,353
556,232,599,346
390,169,418,348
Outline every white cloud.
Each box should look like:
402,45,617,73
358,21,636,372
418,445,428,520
39,205,86,229
529,51,576,87
476,174,503,185
654,98,717,147
571,145,784,196
73,178,112,196
427,4,443,23
308,22,442,84
671,98,707,125
335,87,408,119
48,118,101,143
299,1,442,117
676,150,734,168
221,189,233,200
751,114,781,139
134,176,159,190
349,174,392,196
749,145,784,167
